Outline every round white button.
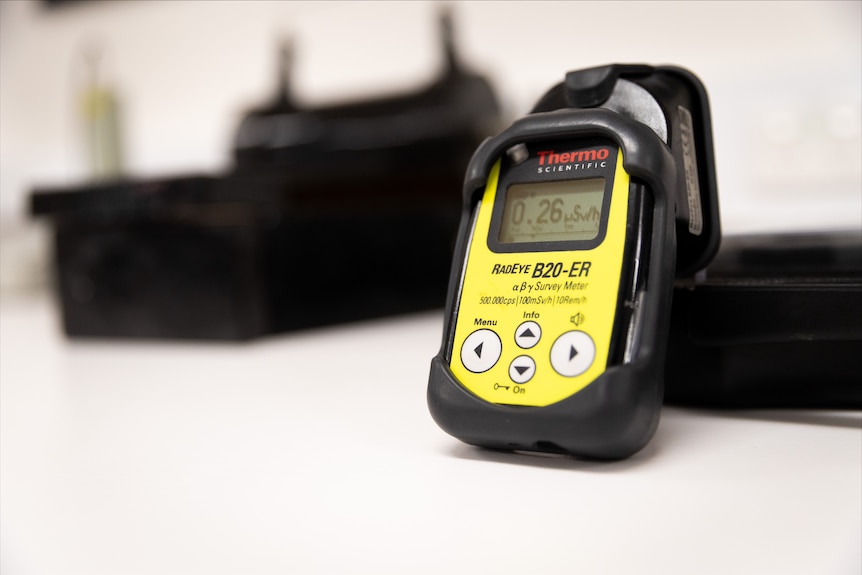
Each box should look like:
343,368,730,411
550,331,596,377
460,329,502,373
514,321,541,349
509,355,536,384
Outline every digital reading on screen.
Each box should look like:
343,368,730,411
498,178,605,244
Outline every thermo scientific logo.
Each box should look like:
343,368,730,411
536,148,609,173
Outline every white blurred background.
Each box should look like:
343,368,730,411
1,5,861,574
1,0,860,291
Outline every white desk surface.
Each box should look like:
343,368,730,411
1,292,860,575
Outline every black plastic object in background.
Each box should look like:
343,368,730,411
30,11,501,340
665,231,862,408
31,176,271,340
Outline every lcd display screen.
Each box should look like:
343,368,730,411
498,178,606,243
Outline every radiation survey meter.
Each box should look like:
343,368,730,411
428,64,720,459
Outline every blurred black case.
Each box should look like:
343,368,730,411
30,14,501,340
665,231,862,408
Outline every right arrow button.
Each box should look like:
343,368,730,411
550,331,596,377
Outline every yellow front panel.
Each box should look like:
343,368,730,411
449,152,630,407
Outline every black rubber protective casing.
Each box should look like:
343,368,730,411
428,109,677,459
427,64,720,460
